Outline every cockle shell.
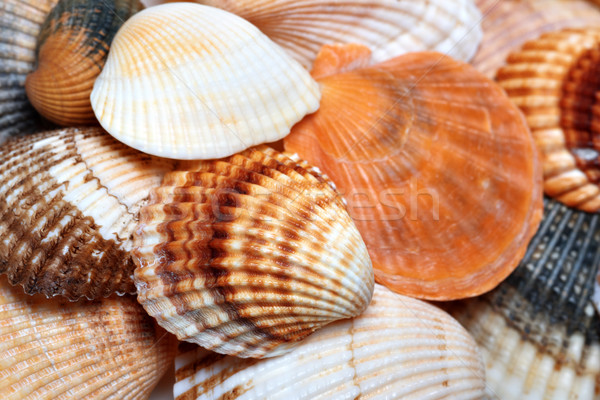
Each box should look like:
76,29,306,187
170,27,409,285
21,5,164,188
134,145,374,358
448,198,600,399
473,0,600,78
185,0,483,69
0,0,58,144
0,127,175,300
25,0,142,126
496,28,600,212
90,3,321,160
174,284,486,400
284,44,543,300
0,276,177,399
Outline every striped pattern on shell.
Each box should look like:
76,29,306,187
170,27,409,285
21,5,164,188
134,145,374,358
0,127,175,300
174,284,485,400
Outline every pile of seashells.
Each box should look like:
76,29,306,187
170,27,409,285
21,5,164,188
0,0,599,399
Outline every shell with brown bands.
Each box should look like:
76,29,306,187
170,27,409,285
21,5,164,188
25,0,142,126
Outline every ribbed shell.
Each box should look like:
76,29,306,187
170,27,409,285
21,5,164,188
284,44,543,300
0,0,58,144
473,0,600,78
0,276,177,400
191,0,482,69
25,0,142,126
134,145,374,358
448,198,600,399
0,127,176,300
91,3,321,160
496,28,600,212
174,284,485,400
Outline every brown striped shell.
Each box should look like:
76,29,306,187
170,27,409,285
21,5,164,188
497,28,600,212
134,145,374,358
0,127,175,300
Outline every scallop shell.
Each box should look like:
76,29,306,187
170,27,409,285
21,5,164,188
174,284,485,400
0,0,58,144
0,276,177,399
496,28,600,212
134,145,374,358
473,0,600,78
448,198,600,399
90,3,321,160
187,0,483,69
0,127,175,300
284,44,543,301
25,0,142,126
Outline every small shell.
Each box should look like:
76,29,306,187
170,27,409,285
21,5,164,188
284,44,543,300
174,284,486,400
448,198,600,399
0,127,176,300
190,0,483,69
0,276,177,400
91,3,321,160
496,28,600,212
0,0,58,144
134,145,374,358
25,0,142,126
473,0,600,78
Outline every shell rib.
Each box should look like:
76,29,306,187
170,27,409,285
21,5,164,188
448,198,600,400
0,0,58,144
91,3,321,160
134,145,374,358
174,284,486,400
0,127,176,300
473,0,600,78
190,0,483,69
284,44,543,300
496,28,600,212
0,276,177,400
25,0,142,126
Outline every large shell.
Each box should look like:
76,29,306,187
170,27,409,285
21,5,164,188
496,28,600,212
448,198,600,399
0,127,175,300
0,0,58,145
25,0,142,126
0,276,177,399
134,145,374,358
284,44,543,301
174,284,485,400
187,0,483,69
473,0,600,78
90,2,321,160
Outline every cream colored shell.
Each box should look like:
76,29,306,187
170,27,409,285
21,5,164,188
91,3,321,160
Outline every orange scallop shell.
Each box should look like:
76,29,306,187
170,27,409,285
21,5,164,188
284,44,543,301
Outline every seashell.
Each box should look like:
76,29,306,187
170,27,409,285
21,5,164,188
25,0,142,126
496,28,600,212
174,284,486,400
186,0,483,69
0,275,177,399
0,127,176,300
90,3,321,160
284,44,543,301
472,0,600,78
133,145,374,358
447,197,600,399
0,0,58,145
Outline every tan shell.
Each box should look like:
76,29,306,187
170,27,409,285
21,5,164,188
0,127,175,300
174,284,486,400
134,145,374,358
0,276,177,399
496,28,600,212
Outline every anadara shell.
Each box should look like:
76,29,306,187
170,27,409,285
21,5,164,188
134,145,374,358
